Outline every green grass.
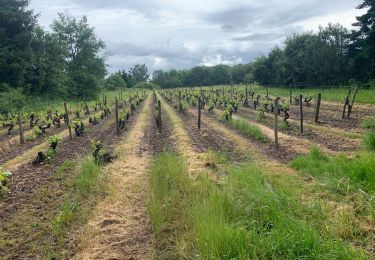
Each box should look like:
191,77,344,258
291,147,375,194
73,156,101,194
205,85,375,104
250,85,375,105
363,131,375,151
149,152,360,259
362,117,375,130
50,156,102,256
222,117,268,142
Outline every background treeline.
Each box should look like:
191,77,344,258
152,0,375,88
0,0,107,100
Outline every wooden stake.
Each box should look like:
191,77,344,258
289,84,292,104
314,93,321,124
115,98,119,136
179,90,182,113
64,102,72,140
299,94,303,133
198,96,201,130
274,97,280,149
158,100,162,133
342,89,352,119
347,85,359,118
245,85,249,107
18,112,24,144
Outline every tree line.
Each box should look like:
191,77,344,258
0,0,108,100
152,0,374,88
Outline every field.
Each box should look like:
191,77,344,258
1,86,375,259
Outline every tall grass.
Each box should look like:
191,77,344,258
149,152,358,259
291,147,375,194
224,117,268,142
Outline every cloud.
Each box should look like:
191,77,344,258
29,0,364,73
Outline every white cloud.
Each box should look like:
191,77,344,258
29,0,365,73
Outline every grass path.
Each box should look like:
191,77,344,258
74,95,153,260
158,94,206,176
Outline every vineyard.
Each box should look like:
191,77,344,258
0,85,374,258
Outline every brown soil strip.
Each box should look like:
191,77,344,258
0,99,147,259
0,109,111,167
73,95,153,260
0,108,118,221
239,107,361,152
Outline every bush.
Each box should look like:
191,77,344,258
104,73,126,90
0,88,27,114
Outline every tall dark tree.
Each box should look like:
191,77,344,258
350,0,375,81
52,13,106,98
129,64,149,83
0,0,37,88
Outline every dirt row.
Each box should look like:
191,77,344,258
0,107,115,165
0,98,145,259
238,107,361,153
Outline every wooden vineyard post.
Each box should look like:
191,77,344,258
266,86,269,98
289,84,292,104
179,90,182,113
314,93,321,124
342,89,352,119
245,85,249,107
18,112,24,144
198,97,201,130
64,102,72,140
115,98,119,136
274,97,280,149
347,85,359,118
299,94,303,133
158,100,162,134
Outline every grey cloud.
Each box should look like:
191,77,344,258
29,0,363,72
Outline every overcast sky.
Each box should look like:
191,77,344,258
29,0,365,73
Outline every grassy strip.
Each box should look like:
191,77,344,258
45,156,104,258
220,117,268,142
149,152,360,259
291,147,375,195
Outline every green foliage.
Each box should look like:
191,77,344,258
0,168,12,198
104,73,126,90
226,118,267,142
291,147,375,194
149,152,359,259
51,13,106,98
0,88,27,114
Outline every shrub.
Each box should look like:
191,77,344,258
104,73,126,90
0,88,27,114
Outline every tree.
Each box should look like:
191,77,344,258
129,64,149,83
52,13,106,98
104,73,126,90
0,0,37,88
350,0,375,81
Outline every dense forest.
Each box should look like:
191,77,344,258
152,0,375,88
